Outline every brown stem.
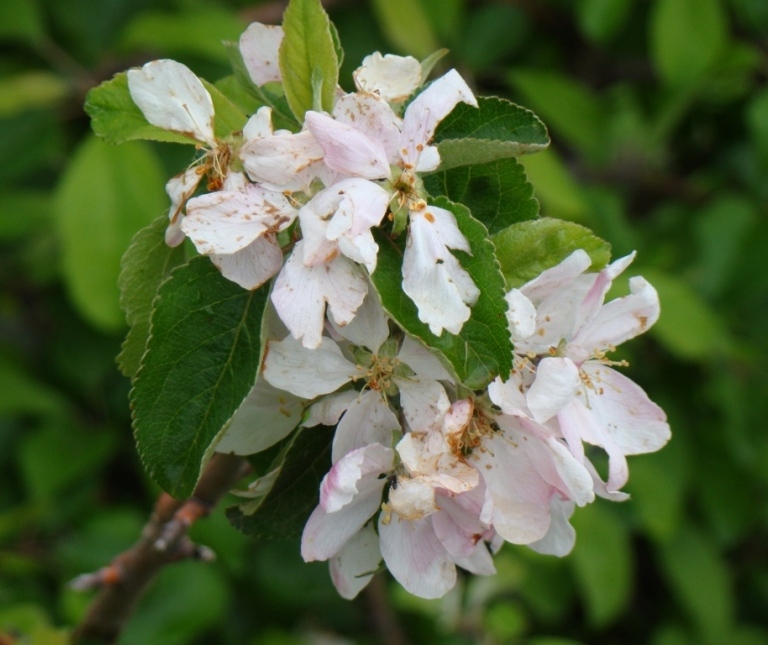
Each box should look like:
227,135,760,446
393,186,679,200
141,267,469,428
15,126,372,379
71,453,249,644
363,574,410,645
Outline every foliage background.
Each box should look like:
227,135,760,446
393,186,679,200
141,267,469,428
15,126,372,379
1,0,767,643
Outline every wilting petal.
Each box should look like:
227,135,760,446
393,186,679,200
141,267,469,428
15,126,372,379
164,166,204,246
388,478,438,520
400,69,477,170
210,233,284,290
263,335,359,399
379,516,457,599
305,111,392,180
128,59,215,145
353,52,422,102
321,443,394,512
330,283,390,352
402,208,479,336
396,335,453,382
241,130,324,192
183,187,296,255
520,249,592,305
329,522,380,599
505,288,537,342
271,243,368,348
332,92,402,163
397,377,450,434
304,390,358,428
239,23,283,86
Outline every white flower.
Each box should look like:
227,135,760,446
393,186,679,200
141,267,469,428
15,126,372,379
128,59,224,247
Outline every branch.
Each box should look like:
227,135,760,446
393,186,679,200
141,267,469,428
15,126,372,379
71,453,250,644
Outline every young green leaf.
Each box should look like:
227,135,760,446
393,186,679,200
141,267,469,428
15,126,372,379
433,96,550,171
132,257,268,498
226,425,334,539
54,136,167,331
117,217,186,380
422,157,539,235
372,198,511,389
491,218,612,288
279,0,339,120
201,79,248,138
85,73,193,145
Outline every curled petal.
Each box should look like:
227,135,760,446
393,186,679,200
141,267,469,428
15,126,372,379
527,357,581,423
332,93,403,164
128,59,215,145
321,443,394,513
353,52,422,102
241,130,324,192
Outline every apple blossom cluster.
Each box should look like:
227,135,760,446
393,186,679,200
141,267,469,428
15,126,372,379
256,250,669,599
127,23,479,348
120,17,670,601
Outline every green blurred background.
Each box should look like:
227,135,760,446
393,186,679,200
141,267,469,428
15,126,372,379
1,0,767,643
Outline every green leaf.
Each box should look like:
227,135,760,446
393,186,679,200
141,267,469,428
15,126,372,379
422,157,539,235
570,504,633,627
0,72,68,117
117,217,186,380
118,8,245,65
638,269,729,361
226,424,334,539
279,0,339,120
371,198,512,389
518,150,591,222
434,97,550,171
491,218,611,288
54,136,167,331
201,79,248,138
656,525,734,643
508,70,606,159
132,258,268,498
0,191,50,240
651,0,728,87
0,0,43,44
577,0,634,44
370,0,439,59
85,73,194,145
0,355,67,417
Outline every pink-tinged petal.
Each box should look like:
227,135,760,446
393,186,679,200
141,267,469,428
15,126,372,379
527,357,581,423
127,59,215,145
579,364,671,456
332,93,402,163
262,335,359,399
321,443,394,512
239,23,283,86
353,52,422,102
505,288,537,342
402,209,479,336
454,541,496,575
400,69,477,169
470,429,551,544
304,390,358,427
432,491,490,559
240,130,324,192
572,276,660,353
520,249,591,305
329,522,380,599
305,111,391,180
330,283,390,352
583,458,630,501
210,234,284,290
183,187,296,254
379,516,457,599
301,478,384,562
537,435,595,506
332,390,401,463
527,499,576,557
271,244,368,348
214,377,302,455
396,335,453,382
397,378,450,434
